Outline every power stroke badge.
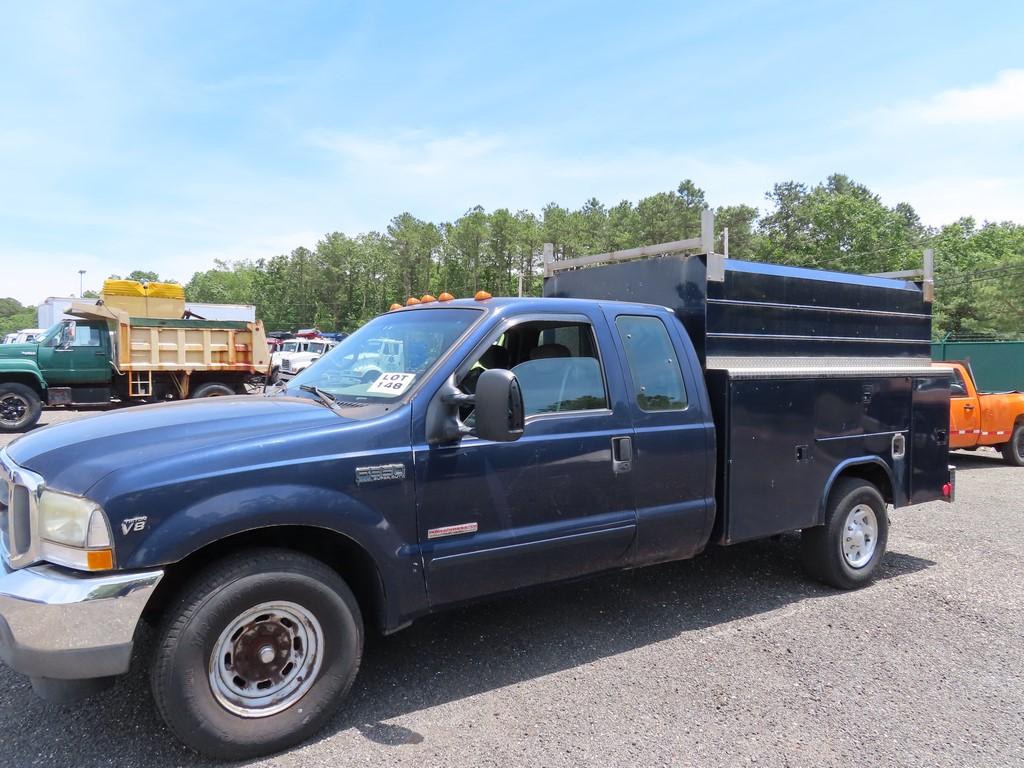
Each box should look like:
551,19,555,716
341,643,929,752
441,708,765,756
354,463,406,485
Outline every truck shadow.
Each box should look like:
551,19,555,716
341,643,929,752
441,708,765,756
950,450,1014,471
1,536,933,766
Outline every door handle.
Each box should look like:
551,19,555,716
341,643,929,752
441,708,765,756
963,404,975,411
611,436,632,474
94,350,106,356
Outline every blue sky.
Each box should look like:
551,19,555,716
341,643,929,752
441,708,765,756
2,1,1023,305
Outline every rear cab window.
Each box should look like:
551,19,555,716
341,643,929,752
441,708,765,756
614,315,688,411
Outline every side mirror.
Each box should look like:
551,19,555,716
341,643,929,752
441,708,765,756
59,321,77,350
474,369,525,442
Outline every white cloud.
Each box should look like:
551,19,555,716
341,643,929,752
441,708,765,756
882,69,1024,126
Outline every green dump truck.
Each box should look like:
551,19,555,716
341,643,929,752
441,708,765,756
0,280,269,432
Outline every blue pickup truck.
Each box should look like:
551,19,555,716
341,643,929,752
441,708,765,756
0,237,953,759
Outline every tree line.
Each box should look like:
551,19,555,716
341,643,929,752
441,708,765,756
3,174,1021,339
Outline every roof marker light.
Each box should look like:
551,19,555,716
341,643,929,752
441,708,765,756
406,297,421,306
420,294,437,303
388,303,403,311
474,290,492,301
438,292,454,302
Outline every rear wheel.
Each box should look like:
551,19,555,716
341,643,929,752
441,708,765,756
1000,423,1024,466
802,478,888,589
0,383,42,432
190,382,235,398
151,549,363,760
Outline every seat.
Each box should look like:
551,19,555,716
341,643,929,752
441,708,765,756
528,343,571,360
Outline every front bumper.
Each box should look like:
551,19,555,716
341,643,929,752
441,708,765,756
0,553,163,680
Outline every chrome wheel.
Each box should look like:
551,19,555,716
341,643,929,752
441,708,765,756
0,393,29,428
841,503,878,569
208,601,324,718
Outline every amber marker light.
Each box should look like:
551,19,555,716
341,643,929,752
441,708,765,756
420,294,437,303
438,292,454,302
406,297,421,306
389,303,403,311
474,290,492,301
86,549,115,571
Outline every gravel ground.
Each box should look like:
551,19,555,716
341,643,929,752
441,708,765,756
1,410,1022,768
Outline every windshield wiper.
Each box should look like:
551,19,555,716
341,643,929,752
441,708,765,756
299,383,345,414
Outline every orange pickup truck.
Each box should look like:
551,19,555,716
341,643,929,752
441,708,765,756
936,361,1024,466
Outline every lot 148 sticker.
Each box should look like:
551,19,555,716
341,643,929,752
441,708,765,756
367,372,416,395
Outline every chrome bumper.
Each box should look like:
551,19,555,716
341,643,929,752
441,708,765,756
0,552,163,680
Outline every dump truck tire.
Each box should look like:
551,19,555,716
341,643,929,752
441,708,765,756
0,383,42,432
191,383,235,398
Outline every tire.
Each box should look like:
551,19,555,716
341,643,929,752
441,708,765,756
151,549,364,760
1000,423,1024,467
0,383,43,432
801,478,889,590
190,382,235,398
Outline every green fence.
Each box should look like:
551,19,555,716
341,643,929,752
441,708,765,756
932,340,1024,392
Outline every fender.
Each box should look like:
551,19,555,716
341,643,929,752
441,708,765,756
0,359,47,389
115,482,428,630
819,456,898,523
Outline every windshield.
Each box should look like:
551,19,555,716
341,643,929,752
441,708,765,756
281,341,300,353
38,322,65,346
286,308,482,401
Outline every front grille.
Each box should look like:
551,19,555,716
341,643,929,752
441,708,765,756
0,449,43,567
282,359,293,372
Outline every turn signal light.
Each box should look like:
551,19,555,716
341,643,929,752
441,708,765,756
86,549,114,571
942,483,952,497
406,297,421,306
474,290,492,301
438,292,454,301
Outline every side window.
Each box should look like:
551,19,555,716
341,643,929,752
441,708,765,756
950,369,968,396
461,320,609,417
615,315,687,411
71,325,102,348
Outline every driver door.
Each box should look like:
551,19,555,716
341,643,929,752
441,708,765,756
414,313,638,608
37,322,112,385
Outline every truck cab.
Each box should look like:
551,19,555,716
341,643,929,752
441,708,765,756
937,360,1024,464
277,339,338,381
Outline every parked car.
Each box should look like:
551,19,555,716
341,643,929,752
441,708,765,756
936,360,1024,465
0,219,953,759
2,328,45,345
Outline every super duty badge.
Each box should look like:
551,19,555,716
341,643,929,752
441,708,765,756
355,463,406,485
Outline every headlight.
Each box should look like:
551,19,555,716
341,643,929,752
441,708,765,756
38,489,114,571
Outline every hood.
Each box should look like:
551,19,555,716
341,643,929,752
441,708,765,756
6,395,345,495
0,343,37,360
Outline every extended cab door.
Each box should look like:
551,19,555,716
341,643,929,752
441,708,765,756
414,311,637,607
948,365,980,448
37,321,113,385
604,309,716,566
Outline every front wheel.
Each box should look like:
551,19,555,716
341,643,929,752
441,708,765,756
0,383,42,432
151,549,363,760
801,478,889,589
1001,423,1024,466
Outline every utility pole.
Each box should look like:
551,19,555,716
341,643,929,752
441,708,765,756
78,269,86,298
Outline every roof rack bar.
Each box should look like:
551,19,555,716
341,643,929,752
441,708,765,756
544,210,717,277
867,247,934,302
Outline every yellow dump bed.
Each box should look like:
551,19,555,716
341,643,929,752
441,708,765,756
69,302,269,375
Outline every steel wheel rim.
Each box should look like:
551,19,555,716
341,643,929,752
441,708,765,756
842,503,878,569
209,600,324,718
0,393,29,427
